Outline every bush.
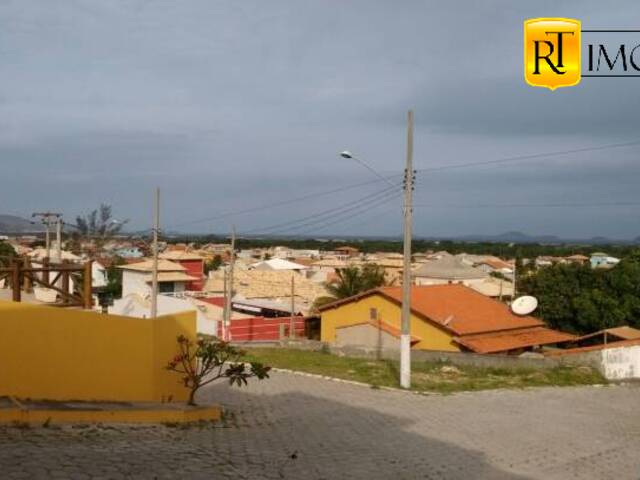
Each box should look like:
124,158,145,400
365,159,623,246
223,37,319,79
166,335,270,405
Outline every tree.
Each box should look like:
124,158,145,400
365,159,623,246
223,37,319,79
325,263,387,300
518,252,640,334
104,256,126,298
204,255,223,276
0,242,16,268
166,335,270,406
74,204,128,249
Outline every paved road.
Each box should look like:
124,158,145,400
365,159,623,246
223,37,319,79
0,372,638,479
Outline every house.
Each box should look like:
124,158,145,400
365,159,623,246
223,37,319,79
117,259,197,297
249,258,309,272
159,250,205,290
590,252,620,269
472,258,514,276
412,256,488,287
334,246,359,259
114,247,144,259
565,254,589,265
110,292,251,336
319,284,574,354
204,269,328,316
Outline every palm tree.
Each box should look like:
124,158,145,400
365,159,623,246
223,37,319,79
325,264,387,300
73,204,128,251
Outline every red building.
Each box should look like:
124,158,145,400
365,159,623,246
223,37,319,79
159,251,205,291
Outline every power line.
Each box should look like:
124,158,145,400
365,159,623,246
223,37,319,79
241,184,402,235
291,191,403,236
256,189,402,236
413,200,640,209
415,140,640,174
168,174,402,230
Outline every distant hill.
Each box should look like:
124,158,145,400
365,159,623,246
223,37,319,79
0,215,44,234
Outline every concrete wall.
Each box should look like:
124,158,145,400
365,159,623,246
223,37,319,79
241,340,563,371
122,270,150,297
600,345,640,380
321,293,459,352
335,323,401,351
110,294,218,336
0,300,195,402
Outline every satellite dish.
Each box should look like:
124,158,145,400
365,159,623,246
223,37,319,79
511,296,538,316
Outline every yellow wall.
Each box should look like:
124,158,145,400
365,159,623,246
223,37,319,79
321,293,459,352
0,301,196,402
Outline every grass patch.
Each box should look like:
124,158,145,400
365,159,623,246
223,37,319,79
243,348,605,394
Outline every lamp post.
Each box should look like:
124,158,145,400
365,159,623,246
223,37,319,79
339,110,415,388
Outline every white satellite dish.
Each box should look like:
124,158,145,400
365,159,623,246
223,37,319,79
511,296,538,316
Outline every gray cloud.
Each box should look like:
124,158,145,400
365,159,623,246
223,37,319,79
0,0,639,239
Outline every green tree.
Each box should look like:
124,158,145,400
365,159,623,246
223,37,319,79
0,242,16,268
104,256,126,298
204,255,223,275
325,264,387,300
519,252,640,334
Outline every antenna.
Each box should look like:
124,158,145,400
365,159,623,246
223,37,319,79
511,296,538,316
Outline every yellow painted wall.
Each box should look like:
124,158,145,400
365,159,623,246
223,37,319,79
0,301,195,402
321,293,459,352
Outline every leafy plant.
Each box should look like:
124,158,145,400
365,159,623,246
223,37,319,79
203,255,223,275
325,263,387,300
74,204,128,250
166,335,271,406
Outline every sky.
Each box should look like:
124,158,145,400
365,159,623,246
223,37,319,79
1,0,639,239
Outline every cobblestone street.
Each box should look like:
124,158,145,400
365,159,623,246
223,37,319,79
1,372,638,479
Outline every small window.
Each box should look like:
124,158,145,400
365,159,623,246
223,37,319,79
369,308,378,320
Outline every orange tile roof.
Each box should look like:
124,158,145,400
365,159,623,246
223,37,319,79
377,285,543,336
320,284,574,353
454,327,576,354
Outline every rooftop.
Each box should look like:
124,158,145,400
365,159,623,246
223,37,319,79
412,256,488,280
117,259,186,272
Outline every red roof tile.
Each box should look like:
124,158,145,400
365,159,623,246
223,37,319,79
454,327,576,354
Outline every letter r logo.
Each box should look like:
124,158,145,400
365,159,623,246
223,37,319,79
524,18,581,90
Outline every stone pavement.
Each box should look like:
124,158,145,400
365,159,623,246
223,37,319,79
0,372,638,479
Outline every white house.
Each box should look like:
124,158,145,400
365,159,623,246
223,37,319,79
110,292,253,336
117,259,197,297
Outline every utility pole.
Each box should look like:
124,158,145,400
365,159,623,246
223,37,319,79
223,226,236,341
222,269,228,340
55,216,62,262
32,212,62,260
290,273,295,339
400,110,415,389
151,188,160,318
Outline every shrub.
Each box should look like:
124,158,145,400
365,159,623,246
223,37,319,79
166,335,270,405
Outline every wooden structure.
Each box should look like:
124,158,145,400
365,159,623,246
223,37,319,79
0,257,93,309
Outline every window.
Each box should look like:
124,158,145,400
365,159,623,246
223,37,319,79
159,282,175,294
369,308,378,321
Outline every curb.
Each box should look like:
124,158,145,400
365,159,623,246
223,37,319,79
270,368,614,397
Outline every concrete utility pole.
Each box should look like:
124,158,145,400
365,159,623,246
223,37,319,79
400,110,415,389
222,269,228,340
223,226,236,341
55,216,62,262
32,212,62,260
151,188,160,318
290,273,295,339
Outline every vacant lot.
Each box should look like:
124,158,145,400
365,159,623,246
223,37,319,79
243,347,605,393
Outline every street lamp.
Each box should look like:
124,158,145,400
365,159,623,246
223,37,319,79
339,151,396,188
338,111,415,390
